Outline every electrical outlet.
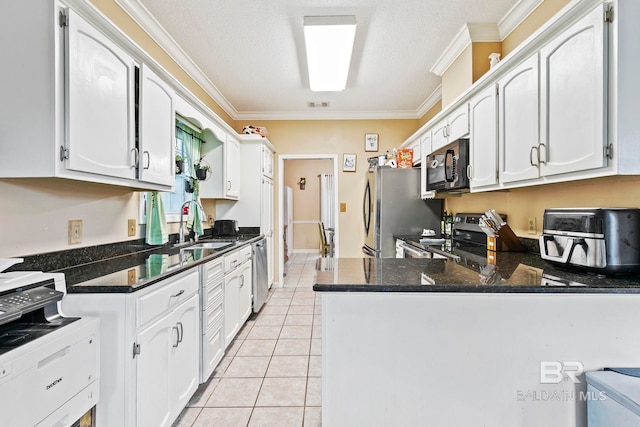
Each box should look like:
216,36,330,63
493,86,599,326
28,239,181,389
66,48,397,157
527,217,537,235
68,220,82,244
340,203,347,212
128,219,136,237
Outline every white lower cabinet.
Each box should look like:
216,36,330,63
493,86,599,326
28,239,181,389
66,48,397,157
224,246,253,348
61,269,200,427
137,293,199,427
200,257,225,383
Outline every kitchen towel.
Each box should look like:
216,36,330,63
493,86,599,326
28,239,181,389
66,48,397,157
145,192,168,245
187,198,205,237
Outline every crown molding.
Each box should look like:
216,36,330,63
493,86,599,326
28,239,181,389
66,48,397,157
429,23,499,77
416,85,442,118
114,0,239,119
498,0,544,39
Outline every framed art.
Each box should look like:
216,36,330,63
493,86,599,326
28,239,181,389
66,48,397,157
365,133,379,152
343,154,357,172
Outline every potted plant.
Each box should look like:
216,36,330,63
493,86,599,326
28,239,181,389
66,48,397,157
194,158,211,180
184,176,198,194
175,154,184,175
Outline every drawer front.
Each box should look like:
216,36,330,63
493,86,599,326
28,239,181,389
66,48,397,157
136,270,199,329
205,258,224,279
204,284,223,312
239,245,252,262
202,326,224,382
205,307,224,333
224,251,241,272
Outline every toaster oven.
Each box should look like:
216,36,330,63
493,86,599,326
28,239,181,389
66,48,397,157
539,208,640,274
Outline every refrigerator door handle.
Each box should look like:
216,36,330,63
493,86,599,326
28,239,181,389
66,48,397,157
363,179,371,234
362,244,376,257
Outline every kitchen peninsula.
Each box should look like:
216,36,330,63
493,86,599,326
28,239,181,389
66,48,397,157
313,253,640,427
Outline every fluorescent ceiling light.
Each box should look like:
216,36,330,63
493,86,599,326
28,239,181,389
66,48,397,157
303,16,356,92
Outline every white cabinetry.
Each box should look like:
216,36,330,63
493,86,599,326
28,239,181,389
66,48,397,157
431,104,469,151
469,84,499,189
196,120,241,200
262,144,275,178
216,136,276,287
224,246,253,348
139,64,176,186
61,269,200,427
200,257,225,383
420,131,433,198
0,2,175,190
499,4,606,186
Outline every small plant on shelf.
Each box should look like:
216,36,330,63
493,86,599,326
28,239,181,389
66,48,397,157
175,154,184,175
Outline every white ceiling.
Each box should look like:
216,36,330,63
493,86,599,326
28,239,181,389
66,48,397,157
120,0,524,120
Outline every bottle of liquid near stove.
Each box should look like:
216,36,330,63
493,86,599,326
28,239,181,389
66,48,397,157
441,210,447,237
446,212,454,238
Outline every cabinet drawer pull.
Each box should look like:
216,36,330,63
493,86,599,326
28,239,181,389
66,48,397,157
172,325,180,347
171,289,185,298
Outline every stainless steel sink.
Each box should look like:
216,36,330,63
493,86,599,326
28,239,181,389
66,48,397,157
183,241,234,250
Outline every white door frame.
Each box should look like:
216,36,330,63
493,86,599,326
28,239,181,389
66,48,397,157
278,154,339,287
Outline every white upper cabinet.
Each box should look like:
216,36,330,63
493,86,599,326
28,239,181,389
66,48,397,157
539,3,606,177
225,135,241,199
498,54,540,184
65,8,136,180
139,65,175,186
0,2,175,190
469,84,498,189
431,104,470,152
262,144,274,178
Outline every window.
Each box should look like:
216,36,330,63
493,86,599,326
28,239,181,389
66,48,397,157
140,118,203,224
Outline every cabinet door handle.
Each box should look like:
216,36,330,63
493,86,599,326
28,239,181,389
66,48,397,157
537,143,546,165
467,164,472,180
240,275,244,287
227,180,231,190
172,325,180,347
529,146,539,167
131,148,139,168
143,151,150,170
171,289,185,298
177,322,184,343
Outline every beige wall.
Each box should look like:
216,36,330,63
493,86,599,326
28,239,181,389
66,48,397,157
441,45,473,108
284,159,333,251
236,119,419,259
472,42,503,82
502,0,571,58
419,100,442,127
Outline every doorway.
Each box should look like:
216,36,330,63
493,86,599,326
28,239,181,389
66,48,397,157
278,154,339,287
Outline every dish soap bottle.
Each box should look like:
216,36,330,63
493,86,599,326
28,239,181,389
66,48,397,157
441,210,448,237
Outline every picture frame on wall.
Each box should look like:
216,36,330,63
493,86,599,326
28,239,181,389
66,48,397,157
365,133,379,152
343,154,357,172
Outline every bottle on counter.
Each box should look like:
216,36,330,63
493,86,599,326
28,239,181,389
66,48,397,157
441,210,447,237
446,212,454,238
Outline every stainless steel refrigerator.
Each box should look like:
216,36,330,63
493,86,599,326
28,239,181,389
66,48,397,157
362,166,442,257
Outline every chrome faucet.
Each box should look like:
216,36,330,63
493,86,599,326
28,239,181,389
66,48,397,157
178,199,205,244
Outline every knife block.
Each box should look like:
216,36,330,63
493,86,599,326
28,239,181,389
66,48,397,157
487,224,527,252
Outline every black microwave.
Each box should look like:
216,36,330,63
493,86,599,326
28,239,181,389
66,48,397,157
425,138,470,192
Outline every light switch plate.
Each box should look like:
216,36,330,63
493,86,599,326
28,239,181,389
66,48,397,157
127,268,137,285
69,220,82,244
128,219,136,237
340,203,347,212
527,217,537,235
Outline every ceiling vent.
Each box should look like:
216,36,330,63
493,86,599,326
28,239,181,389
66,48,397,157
307,101,330,108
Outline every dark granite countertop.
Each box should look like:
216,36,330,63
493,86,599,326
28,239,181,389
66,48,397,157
59,235,262,293
314,238,640,294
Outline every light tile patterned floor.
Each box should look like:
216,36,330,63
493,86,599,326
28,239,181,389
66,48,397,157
173,253,322,427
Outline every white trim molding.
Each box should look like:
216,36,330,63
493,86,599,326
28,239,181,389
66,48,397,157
429,23,500,76
416,85,442,118
498,0,545,40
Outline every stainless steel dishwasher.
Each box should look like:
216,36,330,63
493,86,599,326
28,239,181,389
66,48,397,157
252,238,268,312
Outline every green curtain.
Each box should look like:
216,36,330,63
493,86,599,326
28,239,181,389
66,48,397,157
176,121,205,237
145,191,168,244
